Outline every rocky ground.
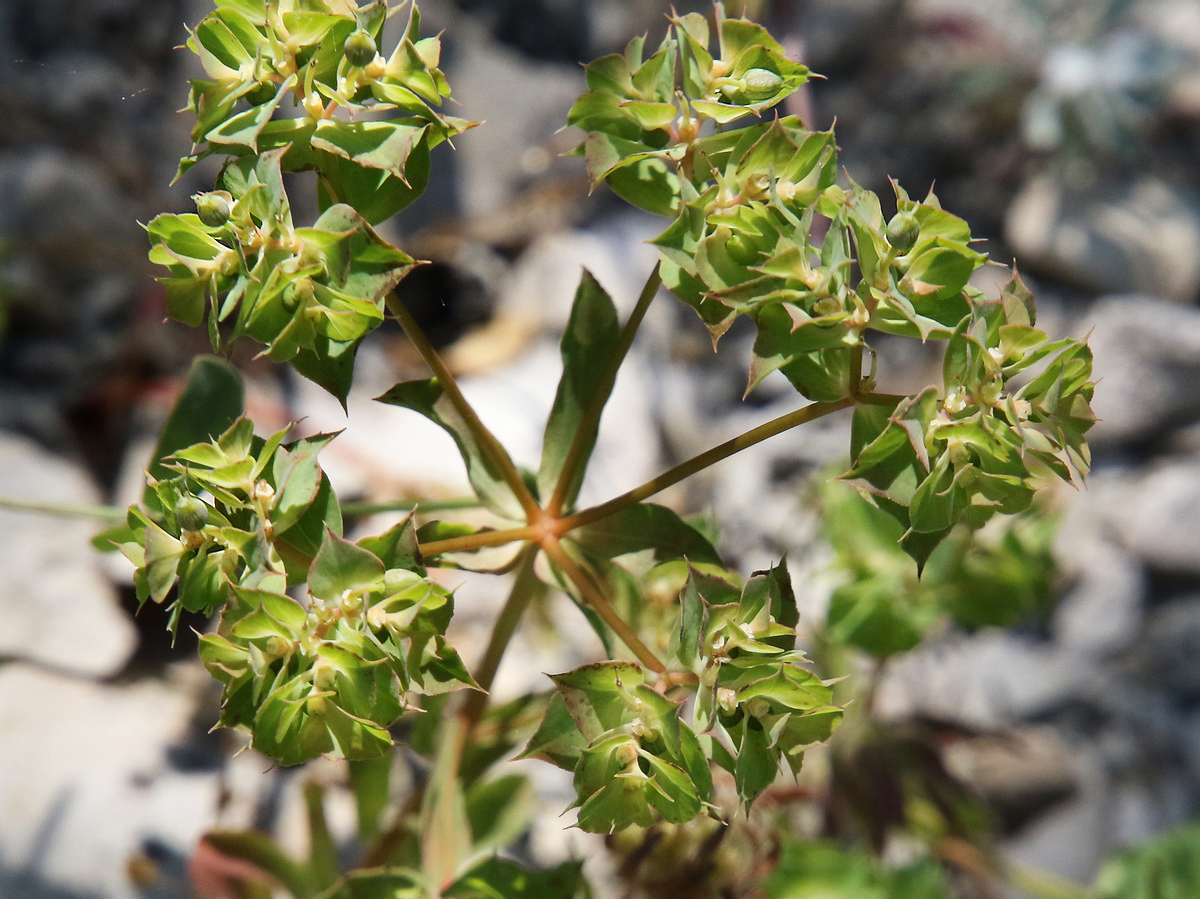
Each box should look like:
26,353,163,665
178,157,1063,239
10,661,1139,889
3,0,1200,896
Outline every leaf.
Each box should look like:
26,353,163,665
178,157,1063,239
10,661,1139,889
357,513,423,573
200,831,312,899
145,357,244,508
1093,823,1200,899
376,378,524,520
276,472,343,582
312,120,430,183
464,774,536,856
348,755,392,844
734,719,776,805
309,529,385,601
537,271,621,508
518,692,588,770
445,858,584,899
315,868,428,899
551,661,645,742
290,335,361,408
316,136,432,225
570,503,722,566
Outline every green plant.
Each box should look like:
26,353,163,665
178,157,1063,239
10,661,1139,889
105,0,1102,896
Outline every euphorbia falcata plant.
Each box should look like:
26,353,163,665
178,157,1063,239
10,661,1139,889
119,0,1095,895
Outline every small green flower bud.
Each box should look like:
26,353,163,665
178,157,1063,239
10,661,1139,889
193,192,232,228
725,232,759,266
614,740,640,769
284,276,316,311
313,659,338,690
174,495,209,531
812,296,841,317
215,248,239,278
742,67,782,101
631,717,656,741
744,696,772,719
885,211,921,254
716,687,737,716
946,437,971,467
343,30,378,68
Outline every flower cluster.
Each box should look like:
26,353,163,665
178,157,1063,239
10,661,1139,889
120,418,473,762
524,661,713,834
680,562,842,806
842,271,1094,565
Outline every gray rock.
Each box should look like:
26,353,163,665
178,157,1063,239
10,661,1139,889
1007,175,1200,304
875,631,1102,728
1126,598,1200,697
0,149,140,258
1080,296,1200,445
0,432,136,677
446,19,585,218
0,665,217,899
1108,460,1200,575
1053,533,1145,657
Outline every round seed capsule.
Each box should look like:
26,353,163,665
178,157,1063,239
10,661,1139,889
743,68,782,101
343,30,378,68
885,211,921,254
174,495,209,531
193,192,232,228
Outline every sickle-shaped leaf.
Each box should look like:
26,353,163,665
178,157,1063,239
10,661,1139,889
376,378,524,520
538,270,621,509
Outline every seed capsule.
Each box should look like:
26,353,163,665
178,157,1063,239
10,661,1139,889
725,232,759,266
174,495,209,531
193,192,232,228
343,30,378,68
742,67,782,101
744,696,772,719
885,211,921,254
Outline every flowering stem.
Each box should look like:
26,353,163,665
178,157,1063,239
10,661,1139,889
0,497,126,522
460,549,542,730
541,537,666,674
418,525,539,557
385,292,541,520
558,396,856,532
546,262,662,517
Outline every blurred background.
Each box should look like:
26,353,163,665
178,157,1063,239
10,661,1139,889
2,0,1200,896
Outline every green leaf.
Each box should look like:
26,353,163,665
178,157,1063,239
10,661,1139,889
309,529,385,601
537,270,621,508
312,120,429,183
290,336,360,408
316,136,432,225
569,503,722,566
518,692,588,770
375,378,524,520
277,472,344,581
445,858,584,899
317,867,429,899
145,357,244,507
551,661,645,742
348,755,392,844
201,831,313,899
827,578,926,657
734,719,776,805
357,513,423,573
464,774,536,856
1093,823,1200,899
765,840,952,899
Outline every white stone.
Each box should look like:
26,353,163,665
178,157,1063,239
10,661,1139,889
0,665,219,898
0,432,135,677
